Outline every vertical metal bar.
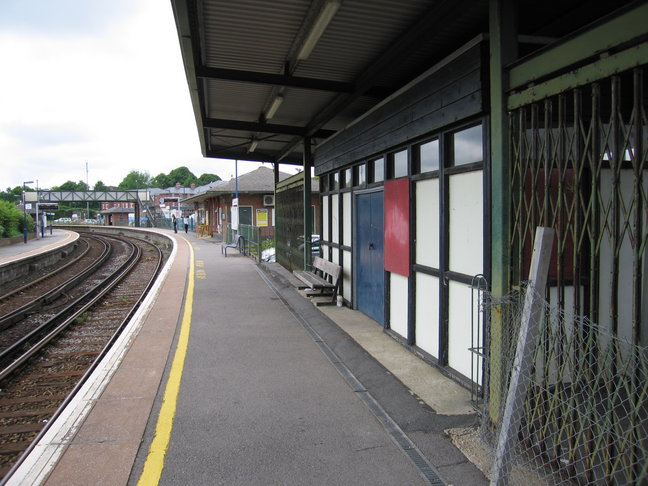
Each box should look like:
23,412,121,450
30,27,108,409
516,109,526,287
632,68,643,346
631,67,644,482
611,76,621,338
439,134,449,366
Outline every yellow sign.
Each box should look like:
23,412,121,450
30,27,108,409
256,208,268,227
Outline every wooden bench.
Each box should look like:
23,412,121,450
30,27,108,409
221,234,245,257
293,256,341,306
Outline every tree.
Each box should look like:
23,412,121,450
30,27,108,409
118,170,152,190
0,200,34,238
94,180,110,191
167,166,197,187
53,180,87,191
0,186,23,203
197,173,221,185
151,173,172,189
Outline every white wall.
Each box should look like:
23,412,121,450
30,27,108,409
449,170,482,276
415,179,440,269
390,273,409,339
331,194,339,243
415,273,439,357
343,250,352,301
448,280,478,380
322,196,329,241
343,192,352,247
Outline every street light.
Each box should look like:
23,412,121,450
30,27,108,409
23,180,34,244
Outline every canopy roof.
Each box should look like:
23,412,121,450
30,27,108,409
171,0,636,166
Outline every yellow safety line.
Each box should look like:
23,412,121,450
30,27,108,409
137,238,195,486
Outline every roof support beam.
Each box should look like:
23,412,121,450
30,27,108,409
196,66,391,97
203,117,335,139
196,66,353,93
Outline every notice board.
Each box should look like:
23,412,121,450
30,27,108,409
384,178,410,277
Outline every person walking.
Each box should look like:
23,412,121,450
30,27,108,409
183,215,189,233
172,214,177,233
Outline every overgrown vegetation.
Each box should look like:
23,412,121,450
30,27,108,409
0,200,34,238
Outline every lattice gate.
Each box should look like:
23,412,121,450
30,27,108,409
503,65,648,484
275,183,305,272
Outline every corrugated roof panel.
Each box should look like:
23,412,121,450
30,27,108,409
205,79,274,121
293,0,433,82
202,0,307,73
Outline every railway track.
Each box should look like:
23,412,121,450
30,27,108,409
0,232,165,480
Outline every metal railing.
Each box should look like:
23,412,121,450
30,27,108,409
226,224,274,262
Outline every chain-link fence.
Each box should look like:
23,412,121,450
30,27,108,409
481,286,648,485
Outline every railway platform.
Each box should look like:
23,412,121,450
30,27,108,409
0,229,78,267
1,228,487,486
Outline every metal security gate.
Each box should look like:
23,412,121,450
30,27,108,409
510,66,647,343
505,65,648,484
275,183,304,272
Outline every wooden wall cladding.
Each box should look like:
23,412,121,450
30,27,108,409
314,41,486,175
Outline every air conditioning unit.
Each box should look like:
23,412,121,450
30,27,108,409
263,195,275,206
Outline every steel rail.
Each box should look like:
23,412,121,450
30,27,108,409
0,235,139,380
0,236,112,330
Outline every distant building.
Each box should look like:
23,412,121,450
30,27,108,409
182,166,319,238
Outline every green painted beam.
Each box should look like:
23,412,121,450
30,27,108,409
489,0,517,426
509,3,648,90
508,41,648,109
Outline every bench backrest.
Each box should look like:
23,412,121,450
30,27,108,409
233,234,243,245
312,256,341,280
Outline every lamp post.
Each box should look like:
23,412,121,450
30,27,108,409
23,180,34,244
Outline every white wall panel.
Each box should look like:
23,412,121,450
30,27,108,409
331,194,339,243
448,281,476,380
343,250,352,301
390,273,409,339
415,179,440,268
449,171,483,276
415,273,439,358
331,249,339,265
343,192,352,247
322,196,329,241
320,244,328,260
598,169,644,344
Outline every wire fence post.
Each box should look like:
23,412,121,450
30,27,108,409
490,226,554,486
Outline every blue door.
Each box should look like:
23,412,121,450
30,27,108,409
355,192,384,325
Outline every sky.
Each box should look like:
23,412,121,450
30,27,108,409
0,0,267,191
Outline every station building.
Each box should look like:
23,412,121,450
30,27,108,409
171,0,647,400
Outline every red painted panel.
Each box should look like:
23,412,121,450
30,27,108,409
384,178,410,277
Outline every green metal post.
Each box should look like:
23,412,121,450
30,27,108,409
303,137,313,270
489,0,517,425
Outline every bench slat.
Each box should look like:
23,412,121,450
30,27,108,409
293,271,335,289
312,257,341,280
